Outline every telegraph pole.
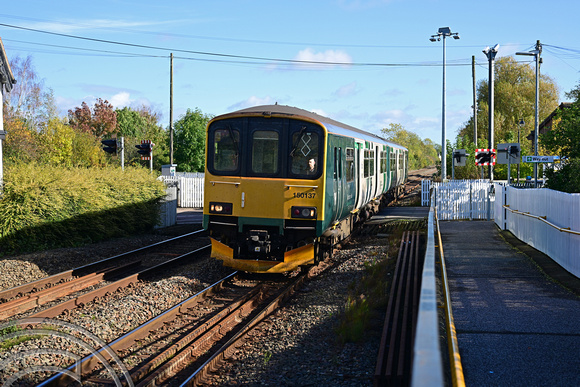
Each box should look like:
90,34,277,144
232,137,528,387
170,53,174,165
516,41,542,187
472,55,477,147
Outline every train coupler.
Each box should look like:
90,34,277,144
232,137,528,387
246,230,271,254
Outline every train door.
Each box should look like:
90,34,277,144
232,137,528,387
356,143,365,209
375,145,382,197
332,146,343,223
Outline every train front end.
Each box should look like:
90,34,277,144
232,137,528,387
203,108,326,273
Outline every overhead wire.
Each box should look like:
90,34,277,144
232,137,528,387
0,22,489,68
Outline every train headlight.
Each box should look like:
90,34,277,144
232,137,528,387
291,206,317,219
209,202,233,215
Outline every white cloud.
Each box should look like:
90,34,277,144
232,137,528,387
25,19,164,34
333,82,360,98
293,48,353,69
109,92,132,108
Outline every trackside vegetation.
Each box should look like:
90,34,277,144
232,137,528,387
0,163,166,255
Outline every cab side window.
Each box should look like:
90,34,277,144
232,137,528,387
213,128,240,172
290,128,320,179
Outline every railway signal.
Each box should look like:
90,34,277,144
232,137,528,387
101,139,118,154
451,149,469,180
135,140,155,171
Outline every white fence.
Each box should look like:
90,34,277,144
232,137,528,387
495,186,580,277
160,175,204,208
422,180,496,220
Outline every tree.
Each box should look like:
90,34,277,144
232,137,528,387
2,116,40,165
115,106,169,170
456,56,560,180
3,55,58,131
542,100,580,192
68,98,117,138
40,119,75,167
381,123,438,171
173,108,213,172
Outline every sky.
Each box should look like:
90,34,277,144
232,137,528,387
1,0,579,146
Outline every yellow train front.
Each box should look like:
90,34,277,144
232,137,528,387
203,105,407,273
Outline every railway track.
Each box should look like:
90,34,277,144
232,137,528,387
2,174,433,386
0,230,209,321
36,269,310,386
374,230,423,386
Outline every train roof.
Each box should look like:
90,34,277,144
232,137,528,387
215,104,407,151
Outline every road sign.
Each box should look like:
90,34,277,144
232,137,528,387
522,155,559,163
475,149,496,166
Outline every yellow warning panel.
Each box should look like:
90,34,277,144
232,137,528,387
210,238,314,273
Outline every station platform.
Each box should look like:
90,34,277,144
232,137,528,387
440,221,580,386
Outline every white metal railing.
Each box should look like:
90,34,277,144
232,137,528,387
423,180,495,220
412,207,445,386
495,185,580,277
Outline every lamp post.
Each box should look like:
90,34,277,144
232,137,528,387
517,119,525,182
430,27,460,181
483,44,499,181
516,41,542,187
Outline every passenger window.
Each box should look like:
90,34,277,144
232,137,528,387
213,128,240,172
252,130,279,174
346,148,354,182
290,129,319,177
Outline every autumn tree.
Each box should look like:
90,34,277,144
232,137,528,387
2,56,60,166
173,108,213,172
381,123,439,171
68,98,117,138
456,56,559,180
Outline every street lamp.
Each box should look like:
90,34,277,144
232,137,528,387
516,41,542,187
483,44,499,181
430,27,460,181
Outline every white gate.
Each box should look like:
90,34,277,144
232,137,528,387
422,179,496,220
160,175,204,208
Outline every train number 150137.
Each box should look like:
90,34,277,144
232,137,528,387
293,192,316,199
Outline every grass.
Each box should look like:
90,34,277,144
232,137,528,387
0,325,41,351
335,231,402,344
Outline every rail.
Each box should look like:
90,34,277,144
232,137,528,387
374,230,421,386
503,205,580,236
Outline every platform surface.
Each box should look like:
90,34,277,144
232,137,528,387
440,220,580,386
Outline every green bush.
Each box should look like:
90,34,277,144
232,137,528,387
0,163,166,254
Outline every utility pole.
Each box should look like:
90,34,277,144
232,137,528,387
483,44,499,181
472,55,477,147
516,41,542,187
170,53,174,165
